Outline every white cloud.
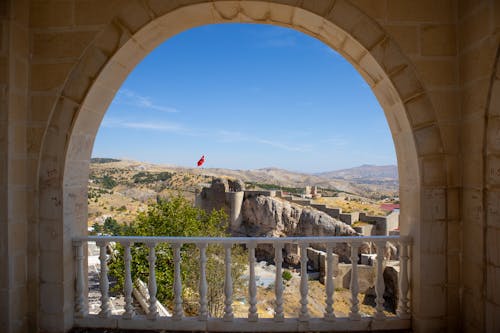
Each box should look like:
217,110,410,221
116,89,180,113
102,119,187,134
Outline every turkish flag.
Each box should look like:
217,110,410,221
197,155,205,167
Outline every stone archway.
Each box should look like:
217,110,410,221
37,1,447,331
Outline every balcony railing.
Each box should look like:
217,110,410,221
73,235,411,331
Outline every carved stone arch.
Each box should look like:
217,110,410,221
36,1,446,331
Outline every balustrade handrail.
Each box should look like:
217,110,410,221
75,235,409,244
73,235,411,332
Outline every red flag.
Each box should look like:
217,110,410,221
197,155,205,167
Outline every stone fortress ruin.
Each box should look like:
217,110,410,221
195,178,401,304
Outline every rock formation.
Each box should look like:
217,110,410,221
240,195,359,263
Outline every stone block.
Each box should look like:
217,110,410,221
341,36,365,62
462,77,489,115
293,7,325,35
30,94,57,123
75,0,118,26
387,0,455,23
460,43,496,85
462,153,484,188
116,0,154,34
429,90,459,122
421,24,456,56
420,222,446,255
462,113,485,151
463,226,484,266
416,284,447,317
459,5,490,51
421,156,447,186
33,31,97,59
489,80,500,117
390,65,424,102
419,253,446,285
385,24,418,55
240,1,270,21
269,3,295,25
487,189,500,228
11,24,29,58
349,0,386,20
414,58,457,87
8,159,27,188
414,124,444,155
447,221,461,254
405,95,435,127
447,253,461,285
327,0,366,35
486,227,500,267
487,154,500,186
440,123,460,156
31,62,74,92
358,52,385,86
485,301,500,333
349,16,385,51
30,1,73,28
94,24,126,56
486,116,500,153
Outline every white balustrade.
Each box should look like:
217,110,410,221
73,241,87,318
397,239,411,319
349,242,361,321
147,242,158,320
172,243,184,320
73,235,411,331
123,241,135,319
299,242,309,321
273,242,284,322
324,243,335,321
223,244,234,321
247,242,258,322
198,243,208,320
97,240,111,318
374,241,386,320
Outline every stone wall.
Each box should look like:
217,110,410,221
0,1,498,332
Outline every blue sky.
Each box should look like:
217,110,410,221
92,23,396,173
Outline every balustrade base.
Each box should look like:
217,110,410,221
74,315,411,332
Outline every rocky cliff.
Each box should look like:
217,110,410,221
239,195,359,263
240,195,358,237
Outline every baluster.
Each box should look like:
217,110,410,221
397,240,410,319
299,242,309,321
198,243,208,320
172,243,184,320
349,242,361,320
147,242,158,320
223,244,234,321
98,241,111,318
374,241,386,320
274,242,284,322
248,242,258,322
123,241,135,319
324,243,335,321
74,241,87,318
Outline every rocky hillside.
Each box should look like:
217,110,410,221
316,164,398,181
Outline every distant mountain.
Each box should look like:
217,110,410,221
316,165,398,180
89,159,399,199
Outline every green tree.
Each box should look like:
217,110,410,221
108,195,246,317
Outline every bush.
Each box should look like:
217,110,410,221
108,195,246,317
282,270,292,281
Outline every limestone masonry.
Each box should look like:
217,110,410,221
0,1,499,333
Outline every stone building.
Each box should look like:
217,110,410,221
0,1,499,332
